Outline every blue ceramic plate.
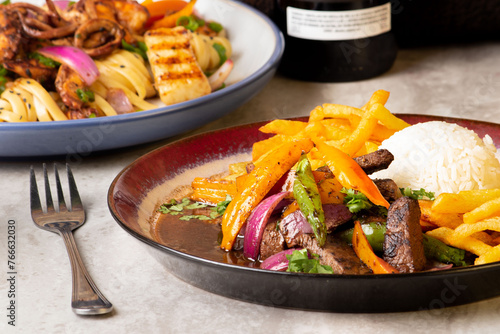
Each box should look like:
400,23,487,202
0,0,284,157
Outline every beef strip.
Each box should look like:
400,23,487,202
324,204,353,232
280,203,352,248
296,234,371,274
373,178,402,202
383,196,426,273
354,149,394,175
259,221,286,260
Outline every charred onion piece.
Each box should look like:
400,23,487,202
74,18,124,57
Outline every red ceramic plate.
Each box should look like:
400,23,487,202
108,115,500,313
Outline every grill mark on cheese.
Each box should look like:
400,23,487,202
152,54,197,65
149,40,191,51
159,67,205,81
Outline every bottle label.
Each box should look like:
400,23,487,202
286,3,391,41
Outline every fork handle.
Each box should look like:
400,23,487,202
59,227,113,315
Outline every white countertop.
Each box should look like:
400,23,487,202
2,42,500,334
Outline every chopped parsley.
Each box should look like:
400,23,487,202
286,249,334,274
400,187,435,200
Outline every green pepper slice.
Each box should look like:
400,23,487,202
293,154,327,246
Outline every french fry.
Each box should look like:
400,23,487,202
321,104,364,120
259,119,307,136
463,197,500,225
453,217,500,239
371,103,410,131
362,89,390,110
309,105,325,122
426,227,492,256
418,200,464,229
342,104,379,156
431,189,500,213
475,244,500,265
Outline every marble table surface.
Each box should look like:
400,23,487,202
2,42,500,333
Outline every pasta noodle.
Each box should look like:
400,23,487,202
190,33,232,72
0,50,157,122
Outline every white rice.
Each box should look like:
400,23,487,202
371,121,500,195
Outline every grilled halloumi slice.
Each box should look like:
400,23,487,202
144,27,211,106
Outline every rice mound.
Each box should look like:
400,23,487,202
372,121,500,195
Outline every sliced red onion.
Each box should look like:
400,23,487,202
38,46,99,85
208,59,233,91
428,263,454,271
107,88,134,114
243,191,290,261
260,248,302,271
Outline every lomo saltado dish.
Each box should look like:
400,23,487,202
153,90,500,275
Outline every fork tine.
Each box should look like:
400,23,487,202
43,163,55,213
66,164,83,212
30,166,42,213
54,164,67,212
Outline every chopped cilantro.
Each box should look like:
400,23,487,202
400,187,435,200
186,202,208,210
341,188,372,213
286,249,334,274
211,194,232,216
121,40,148,60
158,197,221,221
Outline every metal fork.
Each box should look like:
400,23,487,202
30,163,113,315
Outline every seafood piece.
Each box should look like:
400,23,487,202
55,65,89,109
0,6,22,62
3,59,58,83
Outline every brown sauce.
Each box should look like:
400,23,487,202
152,206,257,268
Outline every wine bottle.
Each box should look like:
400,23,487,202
273,0,397,82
